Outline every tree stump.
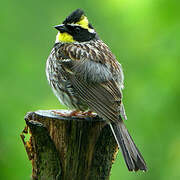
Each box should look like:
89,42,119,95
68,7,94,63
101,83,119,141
21,110,118,180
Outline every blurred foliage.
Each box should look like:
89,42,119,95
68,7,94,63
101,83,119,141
0,0,180,179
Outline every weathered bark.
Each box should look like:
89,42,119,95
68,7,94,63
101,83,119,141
21,110,118,180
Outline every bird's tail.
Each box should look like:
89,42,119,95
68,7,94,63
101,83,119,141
109,121,147,171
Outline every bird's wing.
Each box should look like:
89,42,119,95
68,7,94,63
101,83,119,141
70,75,122,123
57,41,126,122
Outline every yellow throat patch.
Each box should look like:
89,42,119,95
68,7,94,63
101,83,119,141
58,32,75,42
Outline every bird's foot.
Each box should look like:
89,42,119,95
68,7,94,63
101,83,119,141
69,110,82,117
52,110,96,117
52,110,81,117
81,111,96,117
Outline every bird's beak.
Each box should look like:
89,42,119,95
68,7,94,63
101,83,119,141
54,24,67,33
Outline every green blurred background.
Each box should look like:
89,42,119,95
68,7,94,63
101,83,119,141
1,0,180,179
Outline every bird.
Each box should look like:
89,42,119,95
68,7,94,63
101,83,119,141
46,9,147,171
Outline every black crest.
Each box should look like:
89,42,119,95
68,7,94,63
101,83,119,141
63,9,84,24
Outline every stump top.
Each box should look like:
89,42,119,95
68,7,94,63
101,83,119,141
30,110,106,122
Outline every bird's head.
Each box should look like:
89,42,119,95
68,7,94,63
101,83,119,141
54,9,97,43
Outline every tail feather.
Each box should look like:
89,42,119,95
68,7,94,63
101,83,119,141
109,121,147,171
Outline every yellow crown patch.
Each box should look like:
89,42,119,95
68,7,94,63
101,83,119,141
76,15,89,30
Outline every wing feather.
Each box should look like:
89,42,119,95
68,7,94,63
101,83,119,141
69,75,121,122
57,41,126,122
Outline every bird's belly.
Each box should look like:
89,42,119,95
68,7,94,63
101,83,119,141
46,58,88,111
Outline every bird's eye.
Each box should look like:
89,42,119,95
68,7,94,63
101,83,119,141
74,26,81,33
